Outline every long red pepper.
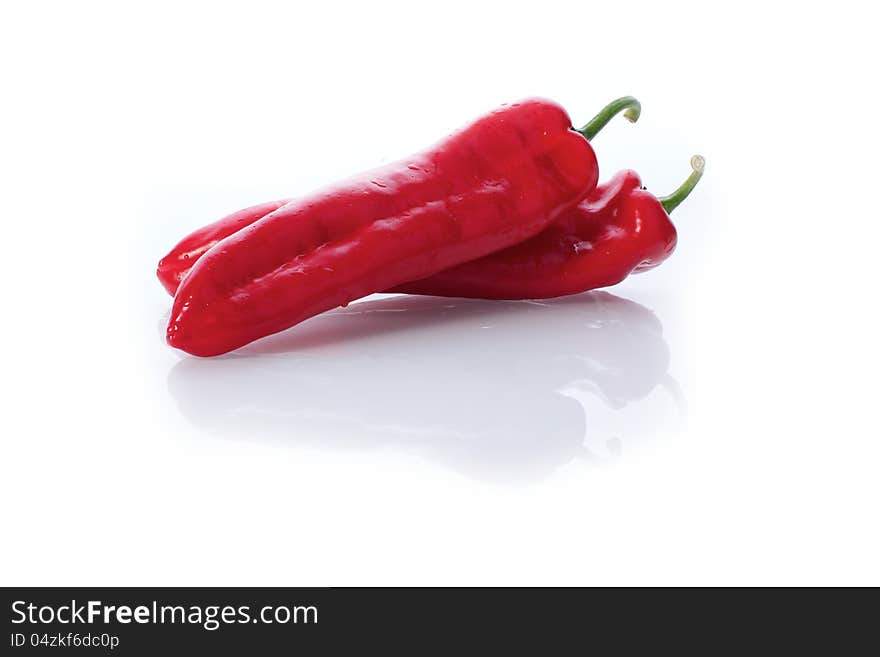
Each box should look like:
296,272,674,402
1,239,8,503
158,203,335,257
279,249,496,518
157,97,639,297
166,97,639,356
392,156,705,299
159,155,703,303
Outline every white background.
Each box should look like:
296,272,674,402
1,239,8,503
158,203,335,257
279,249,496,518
2,1,878,585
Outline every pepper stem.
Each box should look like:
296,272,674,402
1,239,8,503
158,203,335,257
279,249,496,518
577,96,641,140
659,155,705,214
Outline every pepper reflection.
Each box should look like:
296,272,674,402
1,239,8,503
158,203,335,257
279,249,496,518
168,291,681,483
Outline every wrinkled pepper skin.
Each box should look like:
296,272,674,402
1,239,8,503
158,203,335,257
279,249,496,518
168,99,599,356
391,170,676,299
157,199,290,295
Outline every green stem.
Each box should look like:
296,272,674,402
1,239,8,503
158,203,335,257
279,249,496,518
577,96,641,140
659,155,705,214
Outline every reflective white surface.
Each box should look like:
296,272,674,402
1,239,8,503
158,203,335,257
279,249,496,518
168,292,682,484
2,0,879,585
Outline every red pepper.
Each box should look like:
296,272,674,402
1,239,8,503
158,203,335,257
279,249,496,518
166,97,639,356
158,97,639,298
392,156,705,299
159,155,703,304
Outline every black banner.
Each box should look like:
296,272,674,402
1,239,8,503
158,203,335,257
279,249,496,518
2,587,875,654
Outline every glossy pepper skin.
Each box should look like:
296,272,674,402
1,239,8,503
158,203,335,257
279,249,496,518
392,156,704,299
167,98,620,356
